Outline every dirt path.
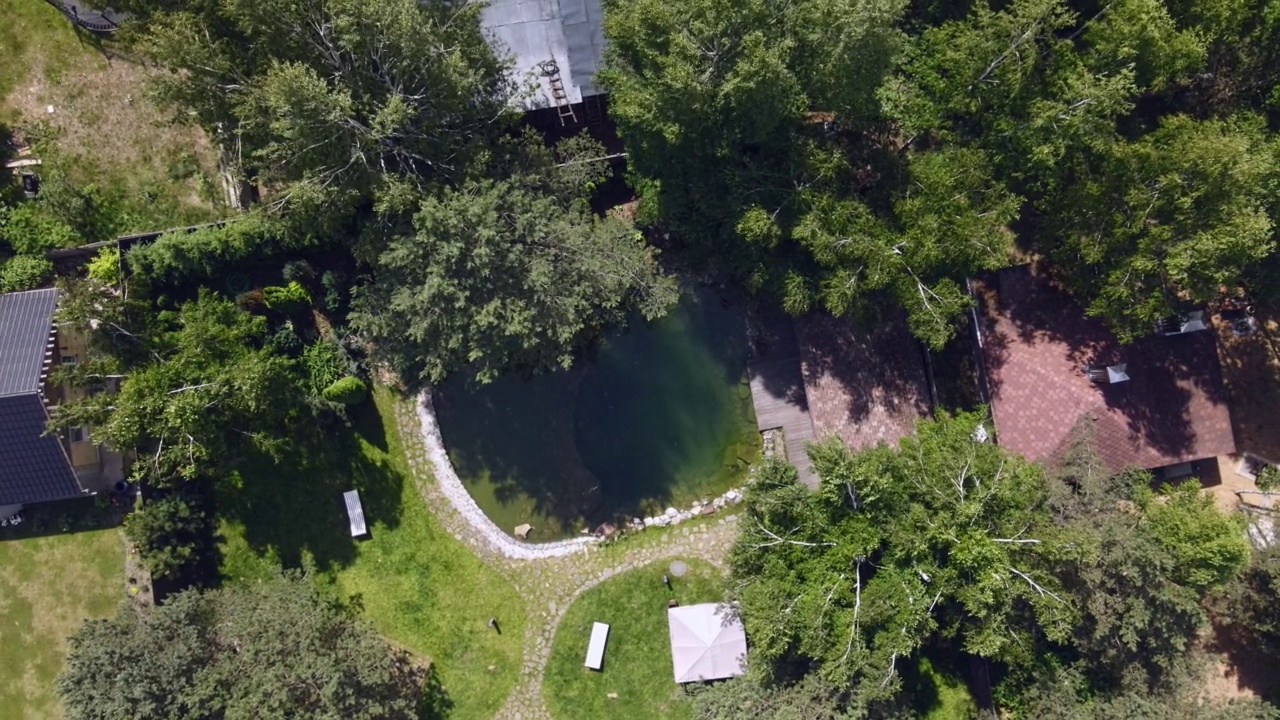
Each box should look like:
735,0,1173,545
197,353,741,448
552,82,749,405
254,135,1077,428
392,398,742,720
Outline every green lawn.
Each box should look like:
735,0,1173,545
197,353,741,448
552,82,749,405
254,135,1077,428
544,559,727,720
0,0,220,234
217,388,526,720
0,501,123,719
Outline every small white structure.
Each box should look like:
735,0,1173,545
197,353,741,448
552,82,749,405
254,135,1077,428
667,603,747,683
585,621,610,670
1106,363,1129,384
343,490,367,538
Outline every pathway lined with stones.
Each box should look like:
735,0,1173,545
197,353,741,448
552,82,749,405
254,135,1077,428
391,397,744,720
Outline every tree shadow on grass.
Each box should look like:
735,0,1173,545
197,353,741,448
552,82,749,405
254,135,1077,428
417,664,455,720
898,650,984,720
0,496,120,542
214,401,406,577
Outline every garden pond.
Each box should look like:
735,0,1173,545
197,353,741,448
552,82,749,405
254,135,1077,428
435,288,761,541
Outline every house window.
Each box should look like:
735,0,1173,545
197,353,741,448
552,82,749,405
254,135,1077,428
69,426,89,443
61,355,78,366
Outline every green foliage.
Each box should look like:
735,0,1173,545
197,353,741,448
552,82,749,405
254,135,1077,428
732,411,1069,703
35,175,123,244
0,202,78,254
85,246,120,286
281,259,313,283
51,288,304,486
124,489,212,579
1257,464,1280,491
601,0,904,267
0,254,53,292
322,376,367,405
1030,424,1251,695
57,570,432,719
1018,663,1280,719
1218,546,1280,662
1051,114,1279,339
302,340,348,396
262,280,312,315
351,178,677,385
126,215,299,283
129,0,513,217
1139,481,1250,590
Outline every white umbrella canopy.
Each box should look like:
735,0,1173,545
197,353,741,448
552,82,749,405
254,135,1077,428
667,603,747,683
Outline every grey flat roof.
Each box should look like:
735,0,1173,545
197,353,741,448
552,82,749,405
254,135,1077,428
482,0,605,108
0,394,82,506
0,288,57,397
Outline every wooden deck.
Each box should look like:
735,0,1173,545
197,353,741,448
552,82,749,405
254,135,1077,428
748,310,819,490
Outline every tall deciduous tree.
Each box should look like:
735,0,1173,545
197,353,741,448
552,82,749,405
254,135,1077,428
58,571,434,720
1048,114,1279,339
129,0,512,211
793,146,1019,347
1044,424,1250,691
732,411,1072,702
51,287,304,485
351,174,676,385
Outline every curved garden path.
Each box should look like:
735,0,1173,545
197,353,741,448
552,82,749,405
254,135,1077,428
394,396,742,720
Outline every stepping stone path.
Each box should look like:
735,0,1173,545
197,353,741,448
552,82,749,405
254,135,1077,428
392,400,743,720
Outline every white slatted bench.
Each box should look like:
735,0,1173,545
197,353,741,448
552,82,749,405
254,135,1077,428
584,622,610,670
343,490,367,538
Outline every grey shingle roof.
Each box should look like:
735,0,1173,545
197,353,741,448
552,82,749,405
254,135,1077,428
0,394,82,505
483,0,605,108
0,288,84,505
0,288,58,398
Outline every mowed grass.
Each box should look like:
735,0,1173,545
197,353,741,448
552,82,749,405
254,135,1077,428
544,559,727,720
217,388,526,720
0,0,220,233
0,503,123,719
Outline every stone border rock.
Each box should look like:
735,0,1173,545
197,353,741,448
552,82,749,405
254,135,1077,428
415,392,600,560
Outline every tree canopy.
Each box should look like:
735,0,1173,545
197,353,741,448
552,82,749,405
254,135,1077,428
51,283,304,486
732,411,1071,702
604,0,1280,344
57,571,434,720
729,412,1254,711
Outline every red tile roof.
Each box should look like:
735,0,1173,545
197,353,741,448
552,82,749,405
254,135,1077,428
974,265,1235,472
797,312,931,451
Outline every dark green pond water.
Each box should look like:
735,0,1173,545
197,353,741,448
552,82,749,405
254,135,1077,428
435,289,760,541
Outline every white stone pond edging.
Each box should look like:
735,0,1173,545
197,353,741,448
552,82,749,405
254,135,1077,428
415,392,601,560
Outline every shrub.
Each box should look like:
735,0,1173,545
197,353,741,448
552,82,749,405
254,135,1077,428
124,489,213,579
0,254,54,291
235,289,266,313
37,176,122,242
320,270,346,312
266,320,303,356
0,202,79,254
302,340,347,395
322,376,367,405
86,246,121,286
1257,464,1280,492
281,259,314,283
262,280,311,315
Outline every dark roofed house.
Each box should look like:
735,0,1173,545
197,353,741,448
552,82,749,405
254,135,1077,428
974,264,1235,475
0,289,119,517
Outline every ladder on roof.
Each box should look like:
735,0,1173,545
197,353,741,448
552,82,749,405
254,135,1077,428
539,59,578,126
